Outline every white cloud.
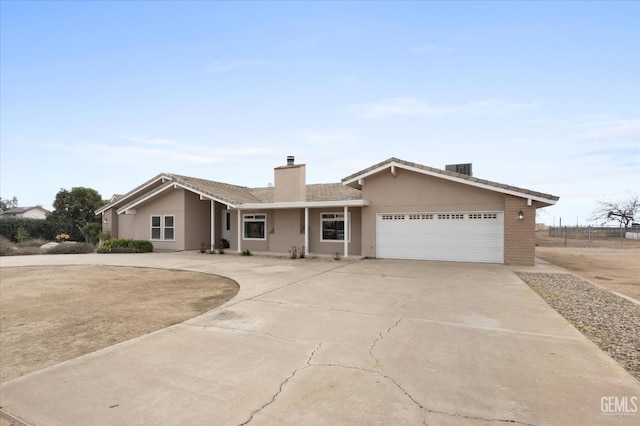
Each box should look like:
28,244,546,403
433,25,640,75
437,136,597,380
350,97,537,119
65,137,270,167
572,118,640,142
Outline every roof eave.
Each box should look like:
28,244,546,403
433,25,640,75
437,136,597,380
115,182,239,214
236,199,369,210
95,174,175,215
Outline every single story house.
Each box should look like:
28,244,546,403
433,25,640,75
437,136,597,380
96,156,559,266
0,205,50,220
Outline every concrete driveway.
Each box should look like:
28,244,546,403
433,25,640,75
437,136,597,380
1,253,638,425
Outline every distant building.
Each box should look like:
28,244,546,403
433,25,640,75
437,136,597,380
0,205,50,220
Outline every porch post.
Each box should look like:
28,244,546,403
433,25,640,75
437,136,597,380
343,206,349,258
210,200,215,251
304,207,309,256
237,209,242,253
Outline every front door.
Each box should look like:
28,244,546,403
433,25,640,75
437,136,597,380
222,210,231,241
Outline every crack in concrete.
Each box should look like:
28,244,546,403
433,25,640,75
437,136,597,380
312,363,535,426
238,343,323,426
368,317,403,370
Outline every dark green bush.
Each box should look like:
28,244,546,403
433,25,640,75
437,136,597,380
97,239,153,253
0,217,58,242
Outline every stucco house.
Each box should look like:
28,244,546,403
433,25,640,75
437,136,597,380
96,156,558,266
0,205,50,220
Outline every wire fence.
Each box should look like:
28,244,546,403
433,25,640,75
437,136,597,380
542,226,640,248
548,226,637,239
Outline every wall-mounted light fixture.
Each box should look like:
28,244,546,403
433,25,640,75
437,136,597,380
518,210,524,221
103,218,108,224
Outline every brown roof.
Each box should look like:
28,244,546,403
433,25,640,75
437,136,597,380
342,157,559,202
175,176,362,204
99,173,363,213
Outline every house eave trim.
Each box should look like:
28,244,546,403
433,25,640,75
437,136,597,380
96,175,174,215
235,199,369,210
116,182,238,214
343,161,558,205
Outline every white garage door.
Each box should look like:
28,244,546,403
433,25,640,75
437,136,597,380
377,212,504,263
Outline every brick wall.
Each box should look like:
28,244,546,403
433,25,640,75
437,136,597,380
504,195,536,266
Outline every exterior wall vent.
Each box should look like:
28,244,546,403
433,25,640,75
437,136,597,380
445,163,473,176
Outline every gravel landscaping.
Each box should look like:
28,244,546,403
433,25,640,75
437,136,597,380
516,272,640,382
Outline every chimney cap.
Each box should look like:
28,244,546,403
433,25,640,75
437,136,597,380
286,155,295,166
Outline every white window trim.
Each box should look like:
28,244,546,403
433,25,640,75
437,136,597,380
320,212,351,243
243,213,267,241
150,215,176,241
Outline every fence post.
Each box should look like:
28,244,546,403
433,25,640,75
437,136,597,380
588,225,591,247
564,226,567,247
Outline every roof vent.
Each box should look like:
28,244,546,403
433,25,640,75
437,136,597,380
287,155,295,166
445,163,473,176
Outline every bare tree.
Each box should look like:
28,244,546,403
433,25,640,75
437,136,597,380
592,193,639,228
0,196,18,212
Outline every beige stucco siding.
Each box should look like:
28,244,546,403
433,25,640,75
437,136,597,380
270,209,305,253
360,168,505,258
132,188,186,251
101,208,119,239
184,192,212,250
118,214,135,240
274,165,306,202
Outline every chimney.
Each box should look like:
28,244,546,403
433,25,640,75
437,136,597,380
274,156,306,202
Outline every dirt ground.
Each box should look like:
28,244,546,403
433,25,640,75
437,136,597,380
535,231,640,301
0,266,239,384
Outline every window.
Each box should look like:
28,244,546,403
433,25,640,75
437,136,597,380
243,214,266,240
469,213,499,220
321,213,350,242
151,215,175,241
409,214,433,220
381,214,405,220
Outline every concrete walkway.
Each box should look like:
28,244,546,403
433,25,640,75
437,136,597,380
1,253,638,425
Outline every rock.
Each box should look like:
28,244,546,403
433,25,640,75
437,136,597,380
40,242,60,250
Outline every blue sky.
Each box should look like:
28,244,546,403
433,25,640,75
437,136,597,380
1,1,638,225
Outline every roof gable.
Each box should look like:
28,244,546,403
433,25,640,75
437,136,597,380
342,157,559,205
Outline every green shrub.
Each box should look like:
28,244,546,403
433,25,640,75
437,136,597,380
47,243,95,254
15,226,30,243
82,222,102,245
242,249,252,256
0,217,58,242
97,239,153,253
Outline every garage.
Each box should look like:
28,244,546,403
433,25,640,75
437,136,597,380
376,212,504,263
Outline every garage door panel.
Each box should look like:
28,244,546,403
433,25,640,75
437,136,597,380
377,213,503,263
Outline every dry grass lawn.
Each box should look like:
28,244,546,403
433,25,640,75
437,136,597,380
0,266,238,383
535,231,640,301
